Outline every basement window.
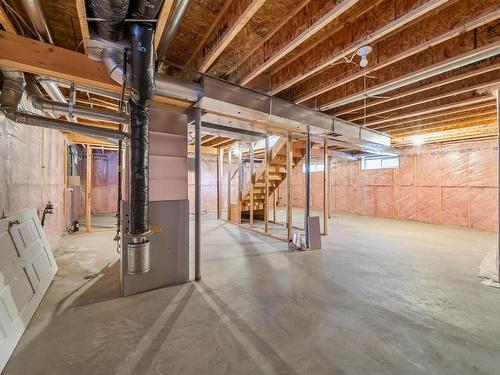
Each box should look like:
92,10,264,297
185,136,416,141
303,164,325,173
361,156,399,170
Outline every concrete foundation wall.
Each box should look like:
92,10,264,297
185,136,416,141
0,118,66,247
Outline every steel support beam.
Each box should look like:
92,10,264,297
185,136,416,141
217,147,223,219
250,141,254,228
286,135,293,240
264,136,269,233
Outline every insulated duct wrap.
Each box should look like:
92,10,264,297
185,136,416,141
130,0,164,19
88,0,129,41
128,23,155,236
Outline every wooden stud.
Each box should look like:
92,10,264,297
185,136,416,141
85,145,92,232
195,0,266,73
322,141,328,236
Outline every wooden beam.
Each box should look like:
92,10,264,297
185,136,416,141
237,0,359,85
335,63,500,116
270,0,448,94
394,123,498,145
0,4,15,33
85,145,92,232
348,78,500,122
0,31,191,108
295,9,500,104
195,0,266,73
75,0,90,54
154,0,175,49
365,96,495,127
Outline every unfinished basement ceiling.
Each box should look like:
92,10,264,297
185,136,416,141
0,0,498,148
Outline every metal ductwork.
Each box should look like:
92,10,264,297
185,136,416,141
4,109,127,142
102,49,201,102
157,0,190,59
0,69,25,108
89,0,165,274
20,0,73,112
88,0,130,41
31,96,129,124
126,23,155,273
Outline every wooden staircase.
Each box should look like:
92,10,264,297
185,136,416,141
238,137,306,221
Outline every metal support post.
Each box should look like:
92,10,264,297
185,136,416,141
304,130,311,248
194,108,201,281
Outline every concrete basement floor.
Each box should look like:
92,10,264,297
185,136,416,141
4,212,500,375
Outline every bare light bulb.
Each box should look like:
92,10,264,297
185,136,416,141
356,45,372,68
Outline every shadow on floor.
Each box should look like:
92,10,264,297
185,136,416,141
69,261,122,309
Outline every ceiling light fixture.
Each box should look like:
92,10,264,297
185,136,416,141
357,45,372,68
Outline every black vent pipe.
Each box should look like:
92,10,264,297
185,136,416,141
128,23,155,238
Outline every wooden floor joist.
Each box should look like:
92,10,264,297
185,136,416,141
372,102,497,130
270,0,449,94
334,63,500,116
294,9,500,104
0,4,15,33
347,79,500,123
364,96,496,127
195,0,266,73
237,0,359,85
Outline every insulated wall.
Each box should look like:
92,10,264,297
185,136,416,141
0,116,66,247
331,140,498,232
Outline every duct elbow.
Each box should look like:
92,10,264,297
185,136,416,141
0,69,26,109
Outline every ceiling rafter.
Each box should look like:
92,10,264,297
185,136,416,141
194,0,266,73
270,0,449,95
